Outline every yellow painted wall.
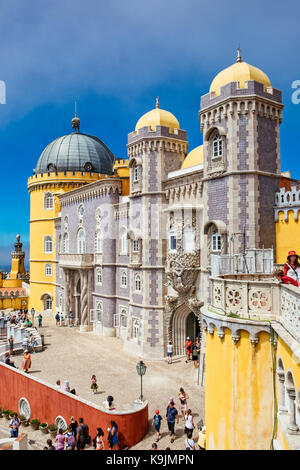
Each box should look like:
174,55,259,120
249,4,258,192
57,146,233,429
276,210,300,264
205,328,274,450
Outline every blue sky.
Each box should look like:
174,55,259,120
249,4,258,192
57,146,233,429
1,0,300,267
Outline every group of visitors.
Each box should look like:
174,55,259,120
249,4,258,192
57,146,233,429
274,250,300,287
0,308,43,328
166,337,201,367
42,416,121,450
55,311,74,327
152,387,206,450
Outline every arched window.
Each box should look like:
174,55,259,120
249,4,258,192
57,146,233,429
77,229,85,254
134,166,139,182
120,229,128,255
120,309,127,328
45,263,52,276
213,134,223,158
63,233,69,253
96,267,102,285
132,318,139,340
96,301,103,322
135,273,142,292
95,230,103,253
44,192,53,210
121,270,127,287
212,230,222,252
169,225,177,252
44,236,53,253
44,295,52,311
133,239,139,252
183,226,195,252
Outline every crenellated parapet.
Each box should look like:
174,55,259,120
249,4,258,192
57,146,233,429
274,186,300,221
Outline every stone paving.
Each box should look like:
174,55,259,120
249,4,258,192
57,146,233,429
6,317,205,450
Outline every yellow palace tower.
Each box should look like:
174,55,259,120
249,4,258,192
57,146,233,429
27,113,118,314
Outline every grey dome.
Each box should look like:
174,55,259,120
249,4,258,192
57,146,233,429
35,133,115,174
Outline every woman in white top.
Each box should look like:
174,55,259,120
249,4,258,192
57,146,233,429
184,409,195,435
167,341,173,364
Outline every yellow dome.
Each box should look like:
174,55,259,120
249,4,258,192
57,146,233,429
135,97,180,132
210,51,271,96
182,145,203,169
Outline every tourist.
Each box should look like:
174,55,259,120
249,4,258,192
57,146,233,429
60,312,65,326
197,425,206,450
56,379,62,389
165,400,179,444
93,427,105,450
31,308,35,326
69,310,74,327
21,350,31,373
65,425,76,450
25,318,32,328
185,337,193,362
107,421,119,450
9,413,20,438
167,341,173,364
91,374,98,394
55,428,66,450
55,312,60,325
151,443,158,450
29,334,37,353
192,338,200,367
46,439,56,450
76,417,91,450
184,409,195,435
37,313,43,328
103,395,116,410
283,250,300,286
152,409,162,442
8,335,14,355
4,352,16,368
22,336,30,352
178,387,189,420
185,430,196,450
69,416,78,437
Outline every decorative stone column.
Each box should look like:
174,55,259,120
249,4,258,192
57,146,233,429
286,387,299,434
80,270,90,332
276,370,288,414
64,269,70,317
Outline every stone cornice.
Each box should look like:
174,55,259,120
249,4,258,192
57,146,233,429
199,94,284,115
59,178,122,206
202,169,283,183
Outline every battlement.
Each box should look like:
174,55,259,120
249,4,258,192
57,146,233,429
128,125,187,145
201,80,282,110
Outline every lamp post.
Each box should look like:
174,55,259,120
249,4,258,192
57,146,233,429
136,360,147,401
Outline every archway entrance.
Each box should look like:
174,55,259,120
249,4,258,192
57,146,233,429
172,304,200,355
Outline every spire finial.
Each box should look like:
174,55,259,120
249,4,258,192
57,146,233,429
156,96,160,108
236,46,242,63
72,100,80,133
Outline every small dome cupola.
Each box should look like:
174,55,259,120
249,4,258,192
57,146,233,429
135,97,180,132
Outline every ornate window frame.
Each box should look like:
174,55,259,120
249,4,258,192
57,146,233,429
44,236,53,254
44,192,53,210
45,263,52,277
18,397,31,420
120,269,127,288
96,267,102,286
77,228,86,254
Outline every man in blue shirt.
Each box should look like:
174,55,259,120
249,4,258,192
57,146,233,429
165,400,179,444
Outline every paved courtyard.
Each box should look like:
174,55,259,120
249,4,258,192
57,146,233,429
8,317,205,450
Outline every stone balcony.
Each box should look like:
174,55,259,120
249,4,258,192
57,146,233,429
59,253,94,269
209,274,300,343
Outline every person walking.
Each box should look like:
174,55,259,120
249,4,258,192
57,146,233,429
178,387,189,421
184,409,195,435
185,430,196,450
69,310,74,327
152,409,163,442
108,421,119,450
29,334,37,353
31,308,35,326
65,425,76,450
8,336,14,356
55,428,66,450
197,426,206,450
93,427,105,450
21,350,31,373
167,341,173,364
91,374,98,394
165,400,179,444
55,312,60,326
9,413,20,438
76,417,90,450
37,313,43,328
185,337,193,363
192,338,201,367
69,416,78,438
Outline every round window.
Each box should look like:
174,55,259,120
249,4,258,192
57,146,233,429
84,162,93,172
55,415,67,432
18,397,31,420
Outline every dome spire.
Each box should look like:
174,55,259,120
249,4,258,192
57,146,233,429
72,100,80,133
236,46,242,63
156,96,160,109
